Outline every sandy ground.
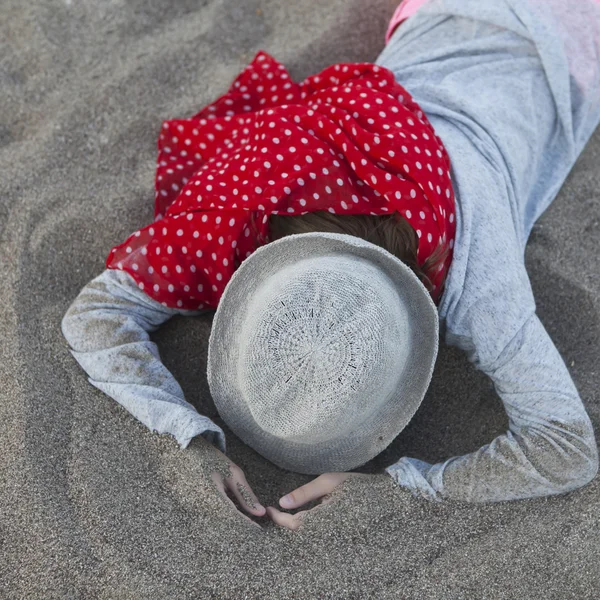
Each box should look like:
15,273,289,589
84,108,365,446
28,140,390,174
1,0,599,598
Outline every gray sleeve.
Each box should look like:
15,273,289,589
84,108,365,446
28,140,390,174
376,0,600,502
385,314,598,502
61,268,226,453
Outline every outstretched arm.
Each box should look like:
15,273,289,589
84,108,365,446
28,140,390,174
385,313,598,502
61,268,226,452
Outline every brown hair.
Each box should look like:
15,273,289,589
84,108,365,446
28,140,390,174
249,211,449,295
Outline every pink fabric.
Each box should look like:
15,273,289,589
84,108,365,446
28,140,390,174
385,0,431,44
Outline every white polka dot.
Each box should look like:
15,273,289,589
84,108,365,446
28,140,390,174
336,178,343,186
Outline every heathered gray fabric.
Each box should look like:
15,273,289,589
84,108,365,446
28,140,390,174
373,0,600,501
61,0,600,502
60,268,226,453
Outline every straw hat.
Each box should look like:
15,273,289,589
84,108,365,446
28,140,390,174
206,231,439,474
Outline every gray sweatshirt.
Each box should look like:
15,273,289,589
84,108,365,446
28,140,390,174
61,0,600,503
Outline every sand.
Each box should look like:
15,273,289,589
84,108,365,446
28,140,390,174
1,0,599,598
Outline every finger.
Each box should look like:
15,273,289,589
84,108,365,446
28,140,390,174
265,506,307,531
225,470,266,517
211,472,263,530
279,473,344,509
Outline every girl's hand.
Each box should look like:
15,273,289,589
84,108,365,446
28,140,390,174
266,472,373,531
208,447,266,529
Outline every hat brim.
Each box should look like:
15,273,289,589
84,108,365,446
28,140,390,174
207,231,439,474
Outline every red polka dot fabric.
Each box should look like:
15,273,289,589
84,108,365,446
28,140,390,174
106,50,456,310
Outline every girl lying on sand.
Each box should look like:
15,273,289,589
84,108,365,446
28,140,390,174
62,0,600,531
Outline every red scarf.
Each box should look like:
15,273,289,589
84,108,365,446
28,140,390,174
107,50,456,310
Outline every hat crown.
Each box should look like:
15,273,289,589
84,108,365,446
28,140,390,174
239,255,410,443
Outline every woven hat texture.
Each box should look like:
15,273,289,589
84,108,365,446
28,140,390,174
207,231,439,474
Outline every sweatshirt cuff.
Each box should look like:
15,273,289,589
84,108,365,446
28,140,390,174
385,457,446,502
176,416,227,454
